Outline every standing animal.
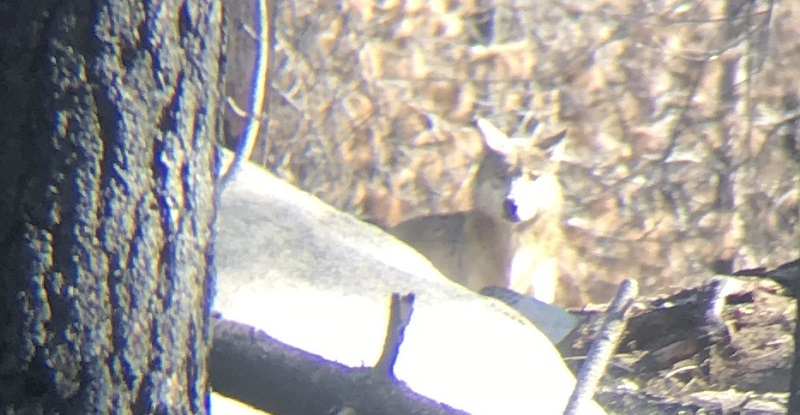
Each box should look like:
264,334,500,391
389,118,566,303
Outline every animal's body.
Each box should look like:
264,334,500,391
390,119,566,303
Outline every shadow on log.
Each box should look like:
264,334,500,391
209,313,467,415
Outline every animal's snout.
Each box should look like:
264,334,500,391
504,198,521,222
505,176,549,223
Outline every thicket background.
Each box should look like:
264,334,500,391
224,0,798,306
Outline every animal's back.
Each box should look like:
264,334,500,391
388,212,467,283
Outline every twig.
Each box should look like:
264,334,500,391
374,293,416,379
210,314,467,415
225,96,270,122
564,279,638,415
218,0,271,190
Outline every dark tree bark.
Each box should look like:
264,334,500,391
0,0,223,413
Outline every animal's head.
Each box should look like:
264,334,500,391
473,118,566,224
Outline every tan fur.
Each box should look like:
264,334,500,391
390,119,565,303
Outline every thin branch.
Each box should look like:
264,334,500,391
218,0,271,190
374,293,416,379
564,278,638,415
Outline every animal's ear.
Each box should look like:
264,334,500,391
538,129,567,162
475,118,512,154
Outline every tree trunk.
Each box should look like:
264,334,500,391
0,0,222,413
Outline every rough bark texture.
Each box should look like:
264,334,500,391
0,0,222,413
